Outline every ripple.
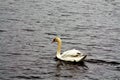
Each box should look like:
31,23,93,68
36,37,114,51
64,42,81,45
61,75,73,78
45,32,57,36
85,59,120,65
107,66,120,72
13,75,43,79
22,29,36,32
114,66,120,71
0,30,7,32
7,52,21,55
7,18,21,22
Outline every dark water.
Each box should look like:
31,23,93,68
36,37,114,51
0,0,120,80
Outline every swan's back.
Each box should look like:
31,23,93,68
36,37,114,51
59,49,85,62
61,49,83,57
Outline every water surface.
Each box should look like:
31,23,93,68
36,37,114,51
0,0,120,80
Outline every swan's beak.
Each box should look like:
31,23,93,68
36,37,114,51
51,38,55,43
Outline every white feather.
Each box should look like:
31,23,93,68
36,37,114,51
58,49,86,62
61,49,83,57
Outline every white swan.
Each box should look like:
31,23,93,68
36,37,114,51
52,37,87,62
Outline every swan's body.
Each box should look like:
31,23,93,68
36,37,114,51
52,37,87,62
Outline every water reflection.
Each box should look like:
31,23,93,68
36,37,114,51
53,60,88,80
56,60,88,69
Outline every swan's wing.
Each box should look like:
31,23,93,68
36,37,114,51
61,49,83,58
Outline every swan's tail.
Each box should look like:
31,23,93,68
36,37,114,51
80,55,87,61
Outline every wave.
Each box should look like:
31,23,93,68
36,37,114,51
85,59,120,65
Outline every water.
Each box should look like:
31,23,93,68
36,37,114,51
0,0,120,80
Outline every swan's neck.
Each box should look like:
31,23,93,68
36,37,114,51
56,40,62,57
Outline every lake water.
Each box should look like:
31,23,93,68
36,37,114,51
0,0,120,80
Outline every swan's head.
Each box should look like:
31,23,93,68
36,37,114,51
52,37,61,43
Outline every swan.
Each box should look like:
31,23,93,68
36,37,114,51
52,36,87,62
